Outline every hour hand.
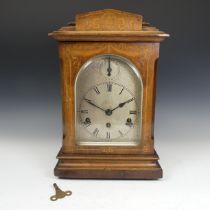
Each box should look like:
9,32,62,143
84,98,105,112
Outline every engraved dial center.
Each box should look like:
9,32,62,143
79,82,137,140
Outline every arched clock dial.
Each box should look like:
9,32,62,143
75,54,143,146
79,82,137,140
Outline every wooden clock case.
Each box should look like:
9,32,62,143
49,9,169,179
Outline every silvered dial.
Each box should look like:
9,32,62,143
79,82,137,140
75,54,143,146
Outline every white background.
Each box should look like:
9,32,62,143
0,103,210,210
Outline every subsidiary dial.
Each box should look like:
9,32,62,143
99,56,120,78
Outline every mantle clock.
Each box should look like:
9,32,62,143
49,9,169,179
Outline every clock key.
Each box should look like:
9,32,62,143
50,183,72,201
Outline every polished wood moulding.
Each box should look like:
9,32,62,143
54,149,162,179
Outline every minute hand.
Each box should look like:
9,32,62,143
111,98,134,112
84,98,105,112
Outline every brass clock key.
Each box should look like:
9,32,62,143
50,183,72,201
